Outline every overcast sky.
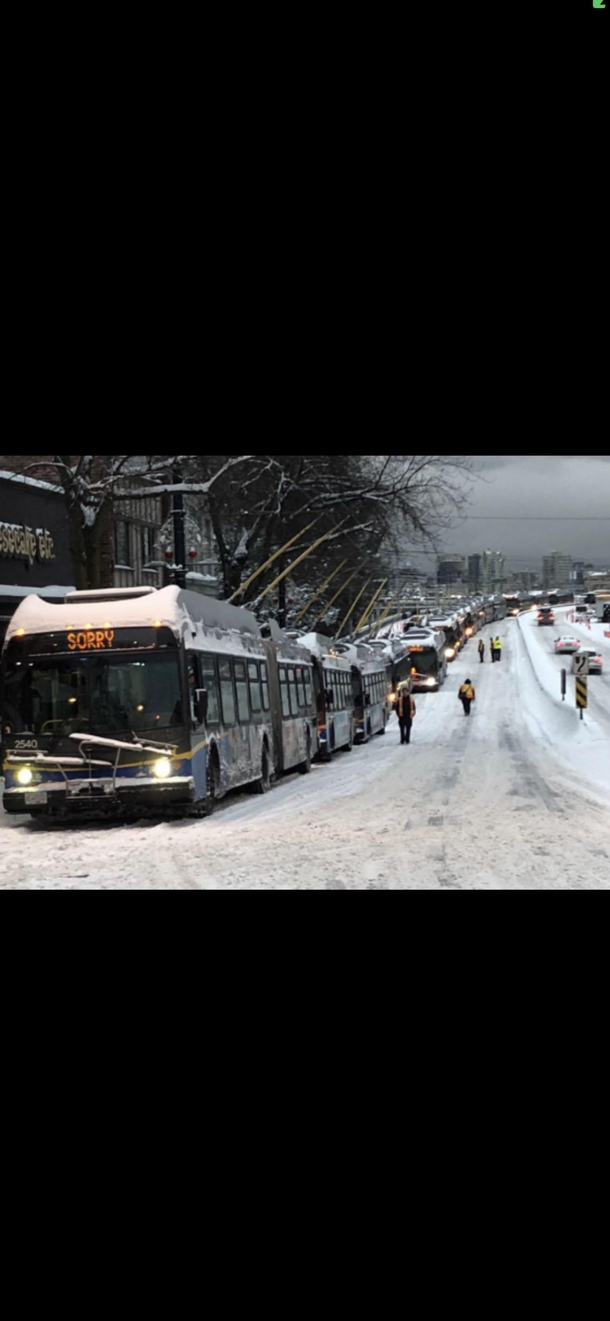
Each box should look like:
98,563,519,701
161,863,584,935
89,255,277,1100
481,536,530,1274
436,454,610,570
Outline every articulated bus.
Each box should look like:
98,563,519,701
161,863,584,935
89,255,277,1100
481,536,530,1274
1,587,317,820
332,641,391,743
299,634,355,759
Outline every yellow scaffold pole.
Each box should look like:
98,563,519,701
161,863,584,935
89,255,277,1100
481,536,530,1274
294,559,349,625
254,521,347,606
228,521,318,603
355,579,389,634
336,579,371,639
312,567,360,628
375,592,401,630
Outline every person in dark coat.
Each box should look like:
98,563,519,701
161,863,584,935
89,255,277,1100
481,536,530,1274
478,640,485,664
397,685,417,745
459,680,476,716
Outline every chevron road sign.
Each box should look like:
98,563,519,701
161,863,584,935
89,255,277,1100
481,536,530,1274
576,677,588,720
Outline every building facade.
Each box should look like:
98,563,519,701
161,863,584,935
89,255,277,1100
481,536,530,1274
0,468,74,653
481,549,506,593
437,556,465,586
542,551,573,590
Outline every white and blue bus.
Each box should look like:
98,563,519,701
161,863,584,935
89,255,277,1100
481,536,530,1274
299,634,355,760
332,641,391,743
1,586,317,820
402,629,448,693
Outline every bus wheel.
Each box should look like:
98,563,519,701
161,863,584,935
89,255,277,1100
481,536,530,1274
253,746,271,794
298,732,312,775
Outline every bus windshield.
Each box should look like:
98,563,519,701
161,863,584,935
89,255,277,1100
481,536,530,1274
408,648,438,676
2,653,183,739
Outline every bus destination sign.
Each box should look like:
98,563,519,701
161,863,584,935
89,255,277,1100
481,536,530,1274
68,630,115,652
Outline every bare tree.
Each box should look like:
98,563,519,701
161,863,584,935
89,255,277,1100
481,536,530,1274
3,454,474,603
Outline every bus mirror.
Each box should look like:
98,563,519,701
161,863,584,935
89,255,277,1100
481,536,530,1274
195,689,209,725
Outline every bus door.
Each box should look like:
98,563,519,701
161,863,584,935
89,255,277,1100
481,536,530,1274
185,651,208,801
351,665,367,742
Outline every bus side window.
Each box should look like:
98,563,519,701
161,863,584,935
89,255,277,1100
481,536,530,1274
261,662,270,712
288,667,299,717
279,666,290,719
201,655,220,725
234,660,250,724
304,668,313,710
219,658,236,726
248,662,262,717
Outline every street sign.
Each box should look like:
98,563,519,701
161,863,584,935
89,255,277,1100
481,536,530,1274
572,653,590,676
576,677,588,719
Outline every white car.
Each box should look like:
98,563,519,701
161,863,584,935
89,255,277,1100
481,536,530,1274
555,637,581,655
577,648,603,675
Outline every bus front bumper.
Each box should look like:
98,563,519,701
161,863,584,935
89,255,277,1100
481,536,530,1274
2,777,196,818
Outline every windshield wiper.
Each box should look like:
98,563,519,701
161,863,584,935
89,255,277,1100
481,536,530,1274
69,732,177,756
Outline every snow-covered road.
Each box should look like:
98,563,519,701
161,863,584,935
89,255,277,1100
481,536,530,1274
2,618,610,889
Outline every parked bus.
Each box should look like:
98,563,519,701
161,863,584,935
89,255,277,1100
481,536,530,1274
299,634,355,760
261,621,318,777
1,586,317,820
429,616,462,662
403,629,448,693
332,641,391,743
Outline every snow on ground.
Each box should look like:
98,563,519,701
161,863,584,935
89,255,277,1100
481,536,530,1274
1,617,610,889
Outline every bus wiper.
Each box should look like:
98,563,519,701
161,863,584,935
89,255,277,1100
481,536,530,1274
69,732,177,756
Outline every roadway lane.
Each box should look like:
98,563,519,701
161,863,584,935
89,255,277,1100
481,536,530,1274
533,611,610,735
1,618,610,888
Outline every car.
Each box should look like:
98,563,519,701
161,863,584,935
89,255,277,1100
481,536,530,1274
555,637,581,655
577,648,603,675
538,608,555,626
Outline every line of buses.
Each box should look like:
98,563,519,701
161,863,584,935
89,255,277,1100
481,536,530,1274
0,585,519,823
0,587,407,822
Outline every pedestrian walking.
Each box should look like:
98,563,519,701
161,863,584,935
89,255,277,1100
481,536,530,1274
494,636,503,663
397,684,417,745
459,680,476,717
490,638,496,663
478,639,485,664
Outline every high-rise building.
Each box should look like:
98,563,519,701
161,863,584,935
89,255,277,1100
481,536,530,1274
437,555,465,586
481,549,506,593
543,551,573,590
468,554,482,590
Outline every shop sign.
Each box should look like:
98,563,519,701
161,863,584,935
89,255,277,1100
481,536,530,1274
0,521,56,566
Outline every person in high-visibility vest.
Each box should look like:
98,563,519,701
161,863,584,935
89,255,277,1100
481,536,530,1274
397,684,417,745
459,680,476,717
494,637,503,662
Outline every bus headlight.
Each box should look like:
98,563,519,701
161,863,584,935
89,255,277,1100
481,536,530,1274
153,759,172,780
17,768,33,786
445,648,456,660
426,679,437,688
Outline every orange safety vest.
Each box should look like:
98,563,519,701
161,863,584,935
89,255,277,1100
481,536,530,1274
398,692,416,719
460,684,475,701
